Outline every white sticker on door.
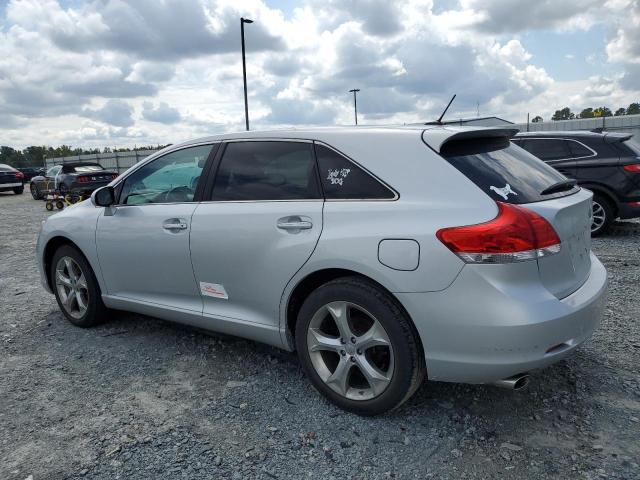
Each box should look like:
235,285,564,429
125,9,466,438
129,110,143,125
200,282,228,300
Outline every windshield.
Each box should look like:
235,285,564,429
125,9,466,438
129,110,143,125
72,165,104,173
441,138,578,204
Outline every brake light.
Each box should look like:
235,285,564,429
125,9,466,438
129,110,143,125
111,173,118,180
436,202,561,264
623,163,640,173
77,175,89,183
15,171,24,179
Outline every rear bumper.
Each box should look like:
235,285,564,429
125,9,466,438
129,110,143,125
618,201,640,220
68,181,111,195
397,252,607,384
0,182,23,191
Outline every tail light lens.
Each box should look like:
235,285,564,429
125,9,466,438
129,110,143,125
77,175,89,183
436,202,561,264
623,163,640,173
111,173,118,180
15,172,24,179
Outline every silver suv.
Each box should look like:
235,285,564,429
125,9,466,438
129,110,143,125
37,126,608,415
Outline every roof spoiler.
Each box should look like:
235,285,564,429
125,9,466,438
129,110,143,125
603,132,633,144
422,127,519,153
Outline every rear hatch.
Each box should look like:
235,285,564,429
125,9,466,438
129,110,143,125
427,128,592,299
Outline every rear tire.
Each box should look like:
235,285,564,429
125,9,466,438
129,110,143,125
51,245,109,327
13,186,24,194
591,194,614,237
295,277,425,416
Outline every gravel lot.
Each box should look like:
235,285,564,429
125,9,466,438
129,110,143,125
1,192,639,480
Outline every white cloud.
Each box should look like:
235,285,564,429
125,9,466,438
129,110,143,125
0,0,638,148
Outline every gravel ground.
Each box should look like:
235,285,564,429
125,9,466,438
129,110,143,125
1,192,639,480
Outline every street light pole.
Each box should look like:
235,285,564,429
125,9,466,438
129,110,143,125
240,17,254,131
349,88,360,125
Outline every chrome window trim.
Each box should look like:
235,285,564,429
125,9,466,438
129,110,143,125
110,137,400,205
515,137,597,161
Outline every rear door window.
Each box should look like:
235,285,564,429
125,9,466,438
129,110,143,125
314,144,395,200
211,141,321,201
441,138,576,204
520,138,571,161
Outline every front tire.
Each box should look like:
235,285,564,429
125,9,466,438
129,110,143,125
591,194,614,236
51,245,109,327
295,277,425,416
30,183,41,200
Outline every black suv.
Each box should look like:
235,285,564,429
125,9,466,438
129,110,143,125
513,131,640,235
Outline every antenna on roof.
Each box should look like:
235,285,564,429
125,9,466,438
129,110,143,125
435,94,456,125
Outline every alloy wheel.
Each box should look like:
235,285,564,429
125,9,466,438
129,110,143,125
55,256,89,319
592,201,606,233
306,301,394,401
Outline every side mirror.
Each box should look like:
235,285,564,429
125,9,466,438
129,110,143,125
92,186,115,207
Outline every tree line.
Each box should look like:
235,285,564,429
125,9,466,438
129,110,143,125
0,144,170,169
531,102,640,123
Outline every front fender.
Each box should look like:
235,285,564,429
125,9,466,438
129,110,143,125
37,200,105,294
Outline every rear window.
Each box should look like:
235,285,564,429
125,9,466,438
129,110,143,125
441,138,577,204
0,164,16,172
622,138,640,156
70,165,104,173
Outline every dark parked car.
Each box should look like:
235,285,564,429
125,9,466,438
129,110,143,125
18,166,45,182
513,131,640,235
0,163,25,194
30,163,118,200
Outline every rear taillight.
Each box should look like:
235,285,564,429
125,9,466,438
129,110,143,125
623,163,640,173
436,202,561,264
15,172,24,179
111,173,118,180
77,175,89,183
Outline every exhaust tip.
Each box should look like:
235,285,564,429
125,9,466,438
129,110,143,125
490,373,530,390
512,375,530,390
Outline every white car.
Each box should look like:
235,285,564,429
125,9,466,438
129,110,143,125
37,126,607,415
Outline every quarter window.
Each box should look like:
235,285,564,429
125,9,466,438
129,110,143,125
567,140,594,158
314,144,395,200
119,145,212,205
211,141,321,201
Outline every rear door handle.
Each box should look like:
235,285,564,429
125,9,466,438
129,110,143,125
277,216,313,231
163,219,188,230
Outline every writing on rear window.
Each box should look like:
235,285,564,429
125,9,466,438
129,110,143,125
327,168,351,186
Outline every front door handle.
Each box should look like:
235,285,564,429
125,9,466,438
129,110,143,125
277,216,313,231
163,219,188,230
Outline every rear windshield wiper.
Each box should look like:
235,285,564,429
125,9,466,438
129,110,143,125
540,179,577,196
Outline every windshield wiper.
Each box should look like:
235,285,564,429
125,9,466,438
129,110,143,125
540,179,577,196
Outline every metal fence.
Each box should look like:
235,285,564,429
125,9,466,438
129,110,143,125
45,149,161,174
513,113,640,140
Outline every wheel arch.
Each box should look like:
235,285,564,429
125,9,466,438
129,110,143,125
579,182,619,215
284,268,425,359
43,236,87,291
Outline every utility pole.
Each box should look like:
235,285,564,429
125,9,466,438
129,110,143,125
349,88,360,125
240,17,254,131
